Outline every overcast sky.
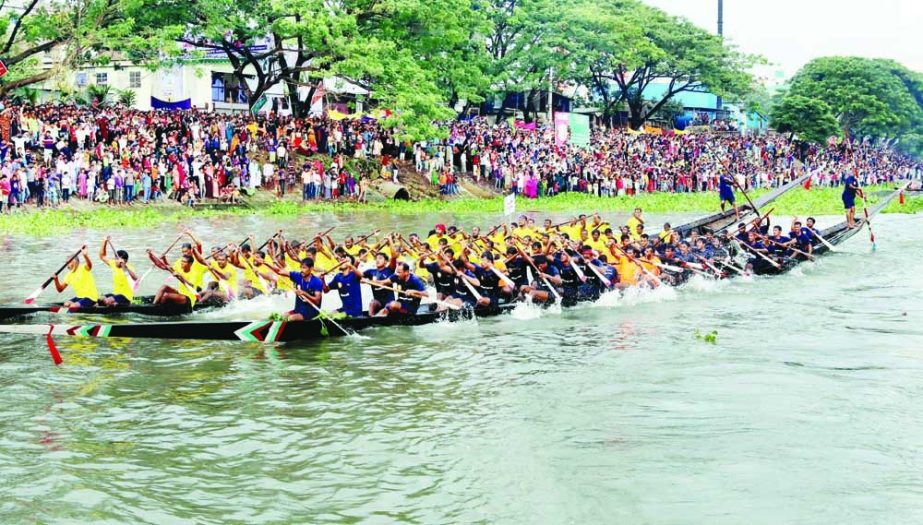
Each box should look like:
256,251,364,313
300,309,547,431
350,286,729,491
642,0,922,78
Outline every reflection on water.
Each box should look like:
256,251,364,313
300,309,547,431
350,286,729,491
0,213,922,524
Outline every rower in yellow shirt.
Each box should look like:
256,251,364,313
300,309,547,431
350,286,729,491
171,229,209,291
99,236,139,306
426,224,448,251
149,252,199,308
53,245,99,308
626,207,645,241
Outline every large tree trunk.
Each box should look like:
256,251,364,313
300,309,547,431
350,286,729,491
628,99,646,130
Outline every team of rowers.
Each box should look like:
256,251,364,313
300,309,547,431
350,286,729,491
48,208,833,321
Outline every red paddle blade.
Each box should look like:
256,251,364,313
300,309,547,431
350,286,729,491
23,287,42,304
46,326,62,366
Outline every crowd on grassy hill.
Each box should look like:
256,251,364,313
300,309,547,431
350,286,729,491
0,105,919,213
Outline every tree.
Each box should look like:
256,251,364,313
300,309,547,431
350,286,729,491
575,0,755,129
0,0,156,97
483,0,573,120
770,94,840,144
786,57,923,140
151,0,464,139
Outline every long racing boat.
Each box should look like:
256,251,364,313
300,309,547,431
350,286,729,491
0,184,902,346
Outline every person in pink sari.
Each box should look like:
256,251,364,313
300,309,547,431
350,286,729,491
78,170,87,198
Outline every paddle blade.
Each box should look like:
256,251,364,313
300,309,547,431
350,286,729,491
23,287,43,304
802,177,811,190
46,327,63,366
900,191,905,206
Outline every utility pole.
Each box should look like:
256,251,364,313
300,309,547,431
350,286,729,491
547,68,554,123
716,0,723,111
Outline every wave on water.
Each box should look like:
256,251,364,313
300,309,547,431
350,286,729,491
195,294,291,320
511,299,561,320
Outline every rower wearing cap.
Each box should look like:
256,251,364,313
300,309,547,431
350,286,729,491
426,223,448,251
99,236,138,306
53,245,99,308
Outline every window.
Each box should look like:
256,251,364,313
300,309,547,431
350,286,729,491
75,72,87,87
95,72,108,86
211,72,249,104
129,71,141,89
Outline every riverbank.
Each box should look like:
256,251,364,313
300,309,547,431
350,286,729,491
0,185,918,235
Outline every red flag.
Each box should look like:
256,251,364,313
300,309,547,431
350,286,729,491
803,177,812,190
900,190,905,206
46,325,62,366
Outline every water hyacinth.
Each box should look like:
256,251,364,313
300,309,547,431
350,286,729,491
0,185,916,236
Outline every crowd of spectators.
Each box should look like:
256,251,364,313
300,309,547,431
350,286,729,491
0,104,919,213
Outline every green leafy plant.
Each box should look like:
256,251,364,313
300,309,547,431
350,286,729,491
117,88,137,107
85,84,111,105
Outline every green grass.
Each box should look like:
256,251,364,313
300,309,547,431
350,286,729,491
0,185,916,236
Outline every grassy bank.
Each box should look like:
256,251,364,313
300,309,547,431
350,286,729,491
0,185,917,235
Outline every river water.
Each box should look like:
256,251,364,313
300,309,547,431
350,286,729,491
1,211,922,524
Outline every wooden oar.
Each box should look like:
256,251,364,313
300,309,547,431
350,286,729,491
314,226,336,239
811,229,839,253
355,229,381,245
857,189,877,251
24,247,83,304
489,266,517,288
757,233,815,260
737,240,782,269
717,257,746,275
563,241,612,288
107,239,138,290
296,289,353,336
362,279,461,311
731,175,761,217
609,243,663,287
134,233,184,293
442,252,484,302
517,247,562,300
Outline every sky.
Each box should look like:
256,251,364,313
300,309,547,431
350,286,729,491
642,0,922,79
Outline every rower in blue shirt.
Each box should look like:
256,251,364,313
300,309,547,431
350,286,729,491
842,170,860,228
718,172,739,219
326,254,364,317
382,263,428,316
362,251,396,316
267,257,324,321
765,225,792,256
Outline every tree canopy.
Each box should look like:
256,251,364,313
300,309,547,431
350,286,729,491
770,94,840,144
785,57,923,140
0,0,760,139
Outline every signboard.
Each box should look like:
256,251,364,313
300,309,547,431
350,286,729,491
250,94,268,115
569,113,590,147
554,112,570,145
504,192,516,216
0,60,9,78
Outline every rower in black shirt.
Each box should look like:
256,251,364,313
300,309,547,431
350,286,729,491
421,248,457,302
555,251,584,307
504,246,529,290
471,251,505,307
